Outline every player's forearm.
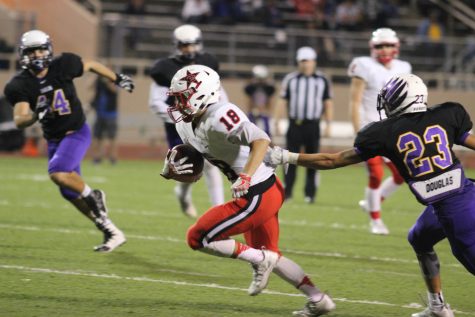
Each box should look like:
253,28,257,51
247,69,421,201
295,149,362,170
84,60,116,82
243,139,270,176
14,112,37,128
14,103,37,128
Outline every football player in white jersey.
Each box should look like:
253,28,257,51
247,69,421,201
161,64,335,316
149,24,225,218
348,28,412,235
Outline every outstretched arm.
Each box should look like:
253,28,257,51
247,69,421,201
266,146,363,170
463,133,475,151
83,60,134,93
296,148,363,169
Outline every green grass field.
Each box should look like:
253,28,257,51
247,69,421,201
1,156,474,317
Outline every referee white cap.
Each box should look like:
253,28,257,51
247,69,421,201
296,47,317,61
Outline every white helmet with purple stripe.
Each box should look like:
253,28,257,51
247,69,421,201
377,74,428,118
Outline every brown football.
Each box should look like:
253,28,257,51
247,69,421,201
169,144,204,183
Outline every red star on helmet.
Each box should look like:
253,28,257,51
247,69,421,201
180,70,200,88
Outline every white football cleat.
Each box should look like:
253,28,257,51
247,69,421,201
293,294,336,317
370,219,389,235
411,304,454,317
247,250,279,296
358,199,369,213
94,222,126,253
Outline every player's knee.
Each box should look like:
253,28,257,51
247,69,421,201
407,226,429,252
49,172,65,185
186,224,203,250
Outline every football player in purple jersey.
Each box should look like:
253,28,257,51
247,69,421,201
4,30,134,252
267,74,475,317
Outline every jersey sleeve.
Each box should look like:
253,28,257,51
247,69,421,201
60,53,84,79
353,121,386,160
149,59,171,87
451,103,473,144
4,79,29,106
211,103,255,144
347,57,369,81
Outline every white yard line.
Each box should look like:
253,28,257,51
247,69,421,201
0,223,465,270
0,264,473,315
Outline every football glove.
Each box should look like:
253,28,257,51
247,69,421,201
264,146,289,172
115,73,135,93
35,100,53,123
231,173,251,198
160,149,194,179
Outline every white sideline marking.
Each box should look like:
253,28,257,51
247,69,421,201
0,264,473,315
0,223,465,270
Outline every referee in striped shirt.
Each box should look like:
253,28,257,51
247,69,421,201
274,46,333,203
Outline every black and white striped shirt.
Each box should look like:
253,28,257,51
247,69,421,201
280,71,332,121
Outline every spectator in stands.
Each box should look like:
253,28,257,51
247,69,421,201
244,65,276,136
212,0,247,25
90,75,120,165
182,0,212,24
416,9,445,58
125,0,146,15
366,0,399,29
258,0,286,28
334,0,363,31
124,0,147,49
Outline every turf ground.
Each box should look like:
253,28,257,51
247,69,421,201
1,156,474,317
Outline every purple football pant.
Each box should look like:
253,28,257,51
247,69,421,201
408,180,475,275
47,123,91,200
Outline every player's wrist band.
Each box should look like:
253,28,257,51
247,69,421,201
288,152,299,164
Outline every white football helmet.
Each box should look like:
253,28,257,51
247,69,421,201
252,65,269,79
18,30,53,72
369,28,400,64
173,24,202,61
168,64,221,123
377,74,428,118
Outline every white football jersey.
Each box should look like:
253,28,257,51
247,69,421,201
175,101,274,185
348,57,411,129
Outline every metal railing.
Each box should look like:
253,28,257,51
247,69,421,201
100,13,475,78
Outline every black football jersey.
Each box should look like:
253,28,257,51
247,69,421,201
4,52,85,140
149,52,219,107
355,102,472,183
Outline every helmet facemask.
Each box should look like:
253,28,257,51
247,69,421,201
168,65,221,123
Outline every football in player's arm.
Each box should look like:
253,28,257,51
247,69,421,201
4,29,134,253
267,73,475,317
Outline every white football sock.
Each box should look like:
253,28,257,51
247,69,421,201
428,291,445,309
201,239,236,257
380,177,400,200
237,248,264,264
81,184,92,197
273,256,322,301
175,182,192,203
366,187,381,212
203,162,225,205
